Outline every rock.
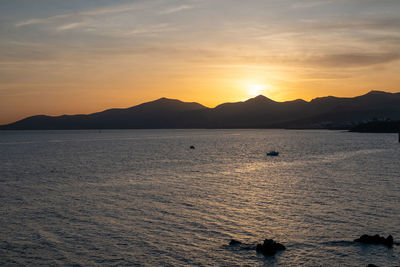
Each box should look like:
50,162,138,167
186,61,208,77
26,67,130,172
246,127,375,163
354,234,394,248
386,235,393,247
227,239,255,250
367,264,378,267
255,239,286,256
229,239,242,246
190,145,195,149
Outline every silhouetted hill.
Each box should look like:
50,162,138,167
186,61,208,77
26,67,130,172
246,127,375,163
1,91,400,130
1,98,208,130
206,95,309,128
290,90,400,129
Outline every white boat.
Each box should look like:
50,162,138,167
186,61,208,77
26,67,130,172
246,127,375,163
266,151,279,156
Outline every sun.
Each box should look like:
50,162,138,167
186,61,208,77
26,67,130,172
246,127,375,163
247,84,268,96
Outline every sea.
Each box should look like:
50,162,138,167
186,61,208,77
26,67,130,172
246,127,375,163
0,129,399,266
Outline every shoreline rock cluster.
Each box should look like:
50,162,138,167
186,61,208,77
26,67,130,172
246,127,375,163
228,234,395,259
229,238,286,256
255,239,286,256
354,234,394,248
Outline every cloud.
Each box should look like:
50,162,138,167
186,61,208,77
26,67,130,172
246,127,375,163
16,14,71,27
15,3,149,27
56,23,83,31
300,17,400,32
308,52,400,68
8,0,400,72
159,5,193,14
291,0,332,9
127,23,178,36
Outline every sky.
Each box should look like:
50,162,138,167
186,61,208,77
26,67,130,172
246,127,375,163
1,0,400,124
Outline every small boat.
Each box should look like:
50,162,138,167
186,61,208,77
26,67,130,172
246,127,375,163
266,151,279,156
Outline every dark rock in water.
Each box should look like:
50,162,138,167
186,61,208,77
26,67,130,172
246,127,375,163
256,239,286,256
190,145,195,149
229,239,242,246
387,235,394,247
227,239,255,250
367,264,378,267
354,234,394,248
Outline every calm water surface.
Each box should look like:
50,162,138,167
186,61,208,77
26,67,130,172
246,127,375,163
0,129,399,266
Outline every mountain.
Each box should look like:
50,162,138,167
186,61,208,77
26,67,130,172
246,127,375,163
1,98,207,130
285,90,400,129
1,90,400,130
203,95,309,128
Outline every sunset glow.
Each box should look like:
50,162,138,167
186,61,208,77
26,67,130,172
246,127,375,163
247,84,269,96
0,1,399,124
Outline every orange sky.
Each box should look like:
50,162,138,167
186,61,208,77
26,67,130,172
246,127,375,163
1,0,399,124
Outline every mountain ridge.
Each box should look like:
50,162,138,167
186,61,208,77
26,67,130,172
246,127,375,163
1,90,400,130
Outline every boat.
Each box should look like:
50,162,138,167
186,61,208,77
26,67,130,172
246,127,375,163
266,151,279,156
